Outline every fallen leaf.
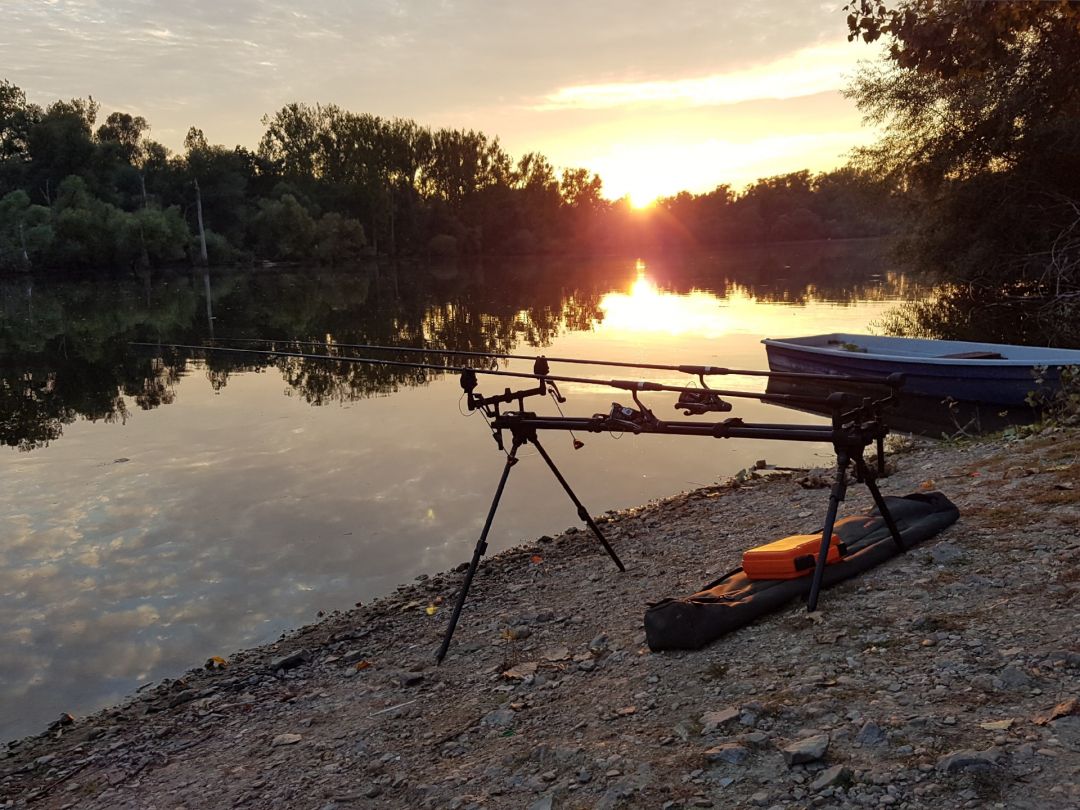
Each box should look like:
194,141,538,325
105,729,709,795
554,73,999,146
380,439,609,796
502,662,538,681
919,479,935,490
1035,697,1078,725
530,554,543,564
354,660,372,671
979,719,1014,731
425,604,438,616
616,706,637,716
205,655,228,670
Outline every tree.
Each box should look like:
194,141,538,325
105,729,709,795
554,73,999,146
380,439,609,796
96,112,149,165
24,98,99,203
252,193,316,260
0,189,52,269
844,0,1080,298
0,80,40,162
314,212,366,265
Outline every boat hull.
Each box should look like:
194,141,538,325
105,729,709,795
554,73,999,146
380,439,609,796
763,334,1080,405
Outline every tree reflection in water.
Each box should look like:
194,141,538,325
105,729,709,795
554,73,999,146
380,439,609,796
3,243,928,452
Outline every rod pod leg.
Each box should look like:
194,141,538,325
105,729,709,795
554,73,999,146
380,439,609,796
855,456,906,552
530,436,625,572
436,441,521,664
807,452,850,612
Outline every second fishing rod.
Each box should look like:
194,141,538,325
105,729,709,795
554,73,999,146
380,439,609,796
137,342,903,413
205,336,904,390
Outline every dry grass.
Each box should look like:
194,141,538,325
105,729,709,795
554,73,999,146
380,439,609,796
1028,487,1080,506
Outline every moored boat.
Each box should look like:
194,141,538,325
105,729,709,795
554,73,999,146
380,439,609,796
762,333,1080,405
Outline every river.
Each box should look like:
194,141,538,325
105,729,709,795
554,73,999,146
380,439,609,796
1,241,926,739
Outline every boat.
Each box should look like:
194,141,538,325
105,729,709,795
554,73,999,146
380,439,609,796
762,333,1080,406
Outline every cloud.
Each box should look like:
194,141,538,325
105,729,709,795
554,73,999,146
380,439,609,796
538,43,859,111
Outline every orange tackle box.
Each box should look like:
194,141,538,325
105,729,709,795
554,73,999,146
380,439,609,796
742,532,846,580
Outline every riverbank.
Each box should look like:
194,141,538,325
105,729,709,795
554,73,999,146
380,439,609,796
3,428,1079,810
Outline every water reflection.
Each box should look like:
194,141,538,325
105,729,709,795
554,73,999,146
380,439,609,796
2,244,929,740
764,376,1036,439
878,282,1080,349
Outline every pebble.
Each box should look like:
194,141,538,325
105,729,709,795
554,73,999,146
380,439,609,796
810,764,851,792
270,649,311,672
855,720,886,747
936,748,1001,773
703,743,751,765
700,707,740,734
782,734,830,766
482,709,516,727
271,733,302,747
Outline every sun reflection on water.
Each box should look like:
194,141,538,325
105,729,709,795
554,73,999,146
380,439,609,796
597,264,739,338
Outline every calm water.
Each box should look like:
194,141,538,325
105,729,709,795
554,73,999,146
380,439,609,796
1,242,925,740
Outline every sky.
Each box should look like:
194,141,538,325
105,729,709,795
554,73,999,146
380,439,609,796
4,1,883,203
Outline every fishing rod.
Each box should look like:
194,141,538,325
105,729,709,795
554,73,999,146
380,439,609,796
131,342,895,411
206,336,901,389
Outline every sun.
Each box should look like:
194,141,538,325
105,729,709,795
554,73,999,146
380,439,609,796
628,191,657,209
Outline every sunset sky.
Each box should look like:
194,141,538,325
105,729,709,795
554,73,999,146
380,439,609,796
6,1,881,202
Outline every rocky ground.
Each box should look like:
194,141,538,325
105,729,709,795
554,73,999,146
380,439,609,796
2,427,1079,810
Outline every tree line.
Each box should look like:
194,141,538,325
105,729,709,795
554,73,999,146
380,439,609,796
0,81,896,272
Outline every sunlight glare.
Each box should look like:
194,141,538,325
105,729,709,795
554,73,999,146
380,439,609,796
598,269,732,338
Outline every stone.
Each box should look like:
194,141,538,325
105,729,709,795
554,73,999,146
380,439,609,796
782,734,830,766
855,720,886,747
929,543,965,565
527,796,554,810
810,765,851,792
341,649,366,664
271,733,303,747
396,671,425,688
935,748,1001,773
270,649,311,672
700,707,740,734
482,709,516,727
168,689,198,708
995,664,1031,689
703,743,751,765
1051,716,1080,750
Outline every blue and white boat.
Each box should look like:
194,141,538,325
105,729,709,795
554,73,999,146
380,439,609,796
762,333,1080,405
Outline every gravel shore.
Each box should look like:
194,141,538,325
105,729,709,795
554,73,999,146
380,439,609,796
3,428,1079,810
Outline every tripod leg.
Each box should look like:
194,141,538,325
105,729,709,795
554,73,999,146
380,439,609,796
530,436,625,572
436,442,520,664
807,453,850,612
856,456,906,552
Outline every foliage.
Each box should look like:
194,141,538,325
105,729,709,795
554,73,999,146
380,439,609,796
844,0,1080,324
1026,365,1080,427
314,212,366,265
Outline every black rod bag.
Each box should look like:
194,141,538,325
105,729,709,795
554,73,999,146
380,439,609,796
644,491,960,651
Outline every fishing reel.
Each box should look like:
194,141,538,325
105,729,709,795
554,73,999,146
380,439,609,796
675,389,733,415
595,400,660,433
